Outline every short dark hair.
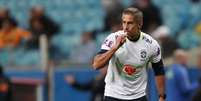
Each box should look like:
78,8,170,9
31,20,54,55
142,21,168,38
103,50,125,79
3,18,17,27
122,7,143,26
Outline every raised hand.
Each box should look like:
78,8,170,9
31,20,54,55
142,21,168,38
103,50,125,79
159,97,165,101
112,34,127,50
65,75,75,85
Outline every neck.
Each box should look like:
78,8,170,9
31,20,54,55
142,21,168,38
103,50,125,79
127,31,141,42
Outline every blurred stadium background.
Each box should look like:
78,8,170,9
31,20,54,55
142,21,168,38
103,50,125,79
0,0,201,101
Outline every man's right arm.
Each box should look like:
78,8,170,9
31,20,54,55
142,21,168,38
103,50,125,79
92,48,117,69
92,34,127,70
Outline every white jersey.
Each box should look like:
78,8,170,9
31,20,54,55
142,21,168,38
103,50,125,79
101,31,162,100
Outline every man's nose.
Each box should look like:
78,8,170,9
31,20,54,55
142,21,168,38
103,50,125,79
124,26,129,31
123,24,128,30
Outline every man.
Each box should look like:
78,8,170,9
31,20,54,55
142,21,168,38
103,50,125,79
0,65,12,101
0,18,31,49
131,0,162,33
66,67,107,101
191,51,201,101
26,5,60,49
68,31,97,64
0,7,17,29
92,7,165,101
166,49,198,101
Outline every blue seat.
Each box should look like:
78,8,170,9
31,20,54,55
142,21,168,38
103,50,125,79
13,50,40,66
0,49,10,66
120,0,132,7
162,6,183,36
0,1,8,7
96,31,111,46
51,34,80,58
178,29,201,49
188,3,201,28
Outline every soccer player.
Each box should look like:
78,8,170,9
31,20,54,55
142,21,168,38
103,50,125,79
92,7,166,101
65,67,107,101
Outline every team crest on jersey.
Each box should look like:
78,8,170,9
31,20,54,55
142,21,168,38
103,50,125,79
140,50,147,61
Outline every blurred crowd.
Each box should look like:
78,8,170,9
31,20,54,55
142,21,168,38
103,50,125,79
0,0,201,101
166,49,201,101
0,0,200,67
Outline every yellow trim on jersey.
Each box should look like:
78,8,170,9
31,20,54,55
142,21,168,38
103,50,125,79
139,31,143,41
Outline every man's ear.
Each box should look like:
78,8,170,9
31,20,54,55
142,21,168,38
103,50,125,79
138,22,143,29
139,20,143,29
138,24,142,29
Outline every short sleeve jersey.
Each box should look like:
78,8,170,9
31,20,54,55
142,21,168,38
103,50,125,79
101,31,162,100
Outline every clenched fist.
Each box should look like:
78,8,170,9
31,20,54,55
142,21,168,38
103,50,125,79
112,34,127,50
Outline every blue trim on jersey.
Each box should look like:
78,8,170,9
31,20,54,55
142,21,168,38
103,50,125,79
97,49,108,54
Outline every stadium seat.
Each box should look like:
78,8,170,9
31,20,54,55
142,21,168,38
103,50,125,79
51,34,81,58
178,29,201,49
0,49,10,66
1,0,105,66
13,50,41,66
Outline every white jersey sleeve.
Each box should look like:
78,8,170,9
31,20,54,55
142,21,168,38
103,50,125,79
150,40,162,63
101,33,116,50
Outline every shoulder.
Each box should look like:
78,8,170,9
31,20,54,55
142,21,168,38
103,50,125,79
141,32,160,47
105,30,125,40
141,32,158,44
101,31,124,49
108,30,124,37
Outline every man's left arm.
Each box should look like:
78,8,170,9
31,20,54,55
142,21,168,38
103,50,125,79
150,39,166,101
152,59,166,101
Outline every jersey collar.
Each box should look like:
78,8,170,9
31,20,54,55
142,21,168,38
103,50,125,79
127,31,142,42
